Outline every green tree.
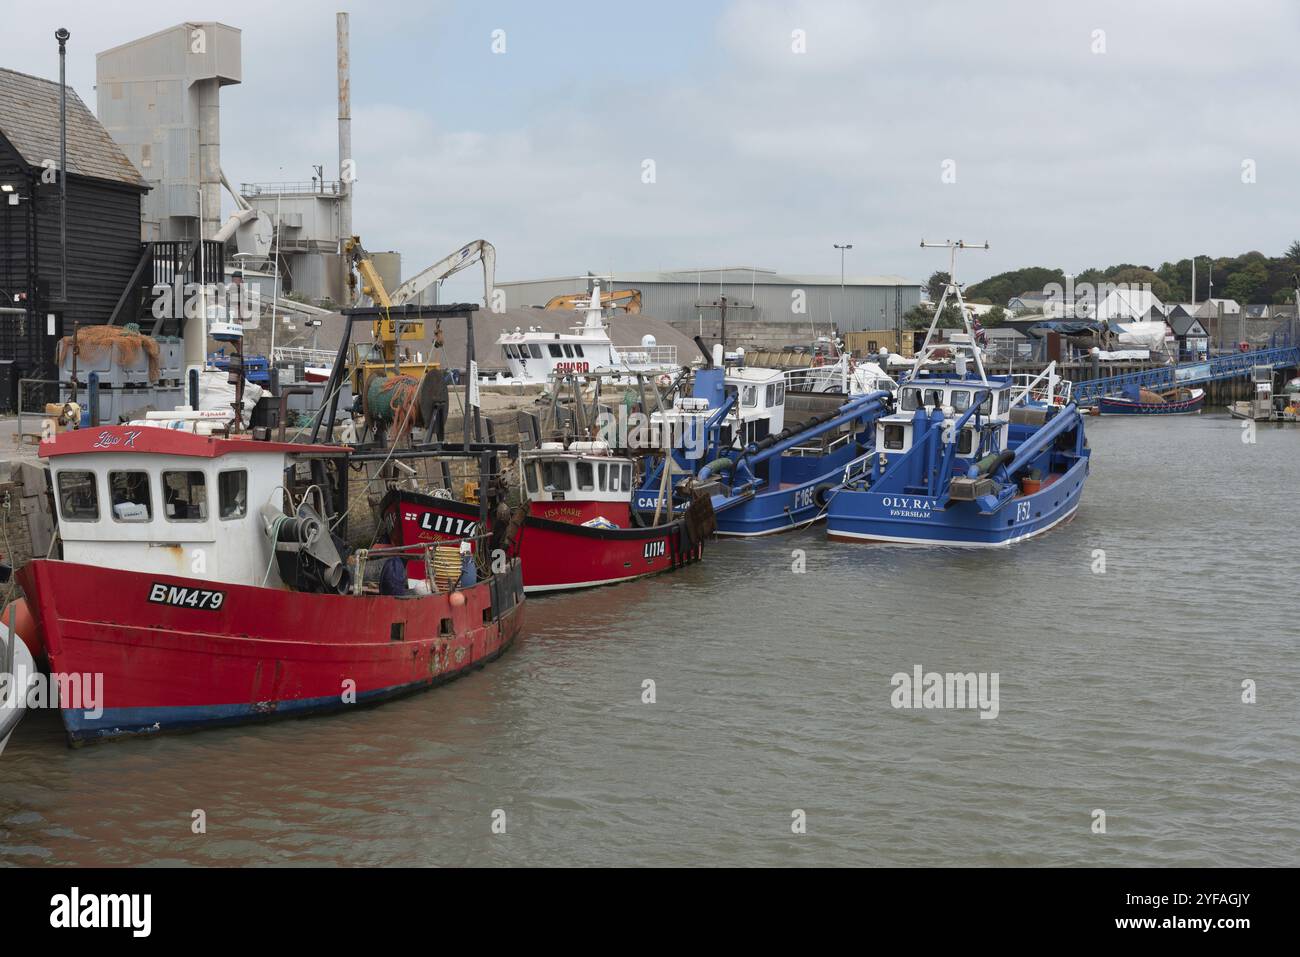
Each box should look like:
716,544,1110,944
926,271,951,303
1224,260,1268,304
904,303,963,329
983,305,1007,327
1286,240,1300,261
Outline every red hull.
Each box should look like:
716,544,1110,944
382,489,711,593
16,558,525,744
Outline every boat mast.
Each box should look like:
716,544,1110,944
913,240,990,384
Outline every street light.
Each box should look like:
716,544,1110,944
833,243,853,333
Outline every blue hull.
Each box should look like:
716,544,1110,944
1097,394,1204,415
60,658,508,744
713,465,840,536
826,454,1089,547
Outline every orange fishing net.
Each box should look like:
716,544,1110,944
57,326,161,382
377,374,421,439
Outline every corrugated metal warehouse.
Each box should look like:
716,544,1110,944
496,267,924,336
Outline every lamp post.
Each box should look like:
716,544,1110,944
55,28,69,305
833,243,852,334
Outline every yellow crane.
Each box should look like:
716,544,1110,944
545,287,642,314
343,237,496,414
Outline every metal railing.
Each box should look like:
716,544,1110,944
617,345,677,369
240,181,342,197
273,346,336,366
1073,345,1300,403
1010,362,1073,407
786,431,854,457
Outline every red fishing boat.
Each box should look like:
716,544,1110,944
383,440,714,593
11,423,524,745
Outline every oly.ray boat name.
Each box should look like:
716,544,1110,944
880,495,934,518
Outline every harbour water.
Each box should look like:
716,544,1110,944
2,413,1297,867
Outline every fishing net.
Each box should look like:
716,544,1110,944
57,325,160,382
369,374,422,439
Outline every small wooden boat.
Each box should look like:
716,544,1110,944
1098,387,1205,415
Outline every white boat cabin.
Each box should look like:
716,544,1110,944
43,425,343,589
520,440,638,527
878,377,1014,460
497,284,676,384
725,367,787,445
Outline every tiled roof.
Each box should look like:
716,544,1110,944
0,67,146,189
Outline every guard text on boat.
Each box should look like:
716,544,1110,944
148,583,226,610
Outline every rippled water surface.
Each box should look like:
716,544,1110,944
2,413,1297,866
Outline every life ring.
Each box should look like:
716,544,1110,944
657,373,672,389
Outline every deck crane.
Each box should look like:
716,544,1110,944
342,237,495,442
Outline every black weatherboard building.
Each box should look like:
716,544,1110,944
0,67,148,410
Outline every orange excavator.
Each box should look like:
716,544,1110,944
545,287,642,314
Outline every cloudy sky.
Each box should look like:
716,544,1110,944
4,0,1298,303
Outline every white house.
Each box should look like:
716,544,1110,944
1206,298,1241,316
1094,288,1164,321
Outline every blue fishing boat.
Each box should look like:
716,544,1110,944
632,354,891,536
823,240,1091,547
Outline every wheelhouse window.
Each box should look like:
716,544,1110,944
923,389,942,408
218,470,247,520
998,391,1011,414
951,390,971,412
573,344,584,357
741,385,757,407
529,344,543,359
598,463,608,490
957,428,975,455
163,470,208,521
622,464,633,491
525,463,539,494
56,470,99,522
562,344,574,357
576,461,595,491
900,388,920,411
609,465,621,492
108,471,152,522
541,460,571,491
883,424,906,450
980,392,994,415
548,344,563,358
